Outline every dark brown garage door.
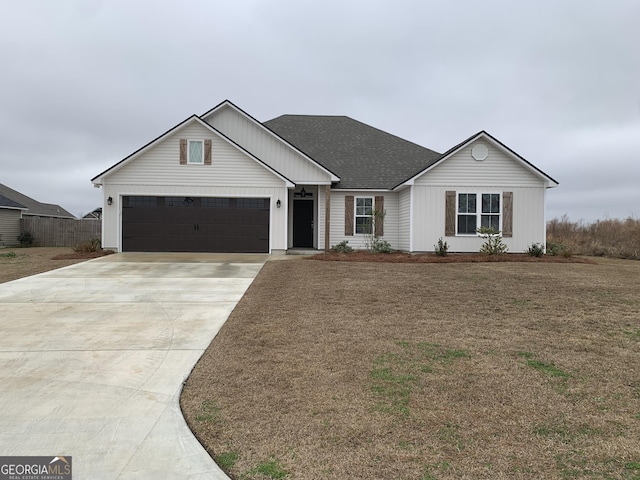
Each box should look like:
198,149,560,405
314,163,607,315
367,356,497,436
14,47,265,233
122,196,269,253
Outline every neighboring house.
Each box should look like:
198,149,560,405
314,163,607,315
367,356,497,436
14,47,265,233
0,195,28,246
91,100,558,254
83,208,102,219
0,183,76,246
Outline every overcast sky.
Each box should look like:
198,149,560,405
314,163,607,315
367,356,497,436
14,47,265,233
1,0,638,222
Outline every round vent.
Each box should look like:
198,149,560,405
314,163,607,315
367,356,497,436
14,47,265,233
471,143,488,161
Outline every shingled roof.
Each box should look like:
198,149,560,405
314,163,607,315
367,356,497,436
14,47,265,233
0,194,27,210
264,115,442,189
0,183,75,218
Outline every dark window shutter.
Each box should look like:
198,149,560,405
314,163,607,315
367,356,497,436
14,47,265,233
204,139,212,165
445,191,456,236
345,196,354,236
502,191,513,237
179,139,187,165
375,196,384,237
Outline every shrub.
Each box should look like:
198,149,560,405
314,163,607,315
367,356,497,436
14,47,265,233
331,240,353,253
18,232,34,247
527,243,545,257
73,238,102,253
546,242,572,257
477,227,508,255
363,207,388,253
372,238,393,253
434,237,449,257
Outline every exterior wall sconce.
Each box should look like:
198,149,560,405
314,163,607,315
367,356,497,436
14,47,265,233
107,196,113,206
276,199,281,208
300,187,306,198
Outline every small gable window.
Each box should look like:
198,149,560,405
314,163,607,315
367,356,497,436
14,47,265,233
180,138,212,165
188,140,204,164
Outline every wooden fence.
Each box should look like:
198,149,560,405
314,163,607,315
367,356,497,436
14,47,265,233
21,217,102,247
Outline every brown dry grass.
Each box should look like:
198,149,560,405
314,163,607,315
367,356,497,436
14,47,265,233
548,215,640,259
313,251,595,264
182,258,640,480
0,247,110,284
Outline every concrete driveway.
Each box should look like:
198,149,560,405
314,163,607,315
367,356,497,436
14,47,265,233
0,253,267,479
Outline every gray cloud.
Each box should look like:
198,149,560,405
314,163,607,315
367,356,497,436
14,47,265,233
1,0,638,220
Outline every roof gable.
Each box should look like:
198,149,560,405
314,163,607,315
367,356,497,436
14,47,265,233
0,184,74,217
91,115,294,187
0,194,27,210
397,131,559,189
202,100,340,183
264,115,442,189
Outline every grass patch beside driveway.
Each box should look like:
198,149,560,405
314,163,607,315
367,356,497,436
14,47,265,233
181,259,640,479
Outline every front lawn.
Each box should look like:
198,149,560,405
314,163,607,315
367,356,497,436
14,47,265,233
181,258,640,479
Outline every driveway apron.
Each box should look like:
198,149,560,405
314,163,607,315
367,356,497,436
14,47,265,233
0,253,266,479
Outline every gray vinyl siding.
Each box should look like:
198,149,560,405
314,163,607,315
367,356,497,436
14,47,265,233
0,209,22,246
329,191,399,250
397,188,411,251
410,139,548,253
107,123,281,186
206,106,333,184
415,140,543,187
411,186,545,253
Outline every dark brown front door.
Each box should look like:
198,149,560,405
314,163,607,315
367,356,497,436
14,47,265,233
122,196,269,253
293,200,314,248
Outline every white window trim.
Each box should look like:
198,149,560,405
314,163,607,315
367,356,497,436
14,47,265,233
187,139,204,165
354,196,374,235
456,192,502,236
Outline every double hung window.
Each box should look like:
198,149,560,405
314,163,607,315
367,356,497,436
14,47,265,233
480,194,501,231
457,193,501,234
355,197,373,234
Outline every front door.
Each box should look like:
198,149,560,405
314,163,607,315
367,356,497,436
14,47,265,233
293,200,314,248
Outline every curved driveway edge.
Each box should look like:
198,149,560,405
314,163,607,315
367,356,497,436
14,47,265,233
0,253,267,479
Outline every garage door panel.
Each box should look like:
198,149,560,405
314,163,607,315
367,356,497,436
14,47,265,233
122,196,269,253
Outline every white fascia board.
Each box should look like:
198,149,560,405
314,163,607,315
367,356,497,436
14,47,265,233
478,133,560,188
202,100,341,182
395,131,559,189
335,188,394,193
91,115,294,188
197,117,295,188
0,206,28,211
91,115,200,185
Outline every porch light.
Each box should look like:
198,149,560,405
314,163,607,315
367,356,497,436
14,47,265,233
300,187,306,198
276,199,281,208
107,196,113,206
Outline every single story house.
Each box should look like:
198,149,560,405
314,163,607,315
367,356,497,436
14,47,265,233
91,100,558,254
0,183,76,247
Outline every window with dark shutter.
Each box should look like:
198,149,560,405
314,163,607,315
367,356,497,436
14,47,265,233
179,139,187,165
445,191,456,236
204,139,212,165
502,192,513,237
375,196,384,237
345,196,354,236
